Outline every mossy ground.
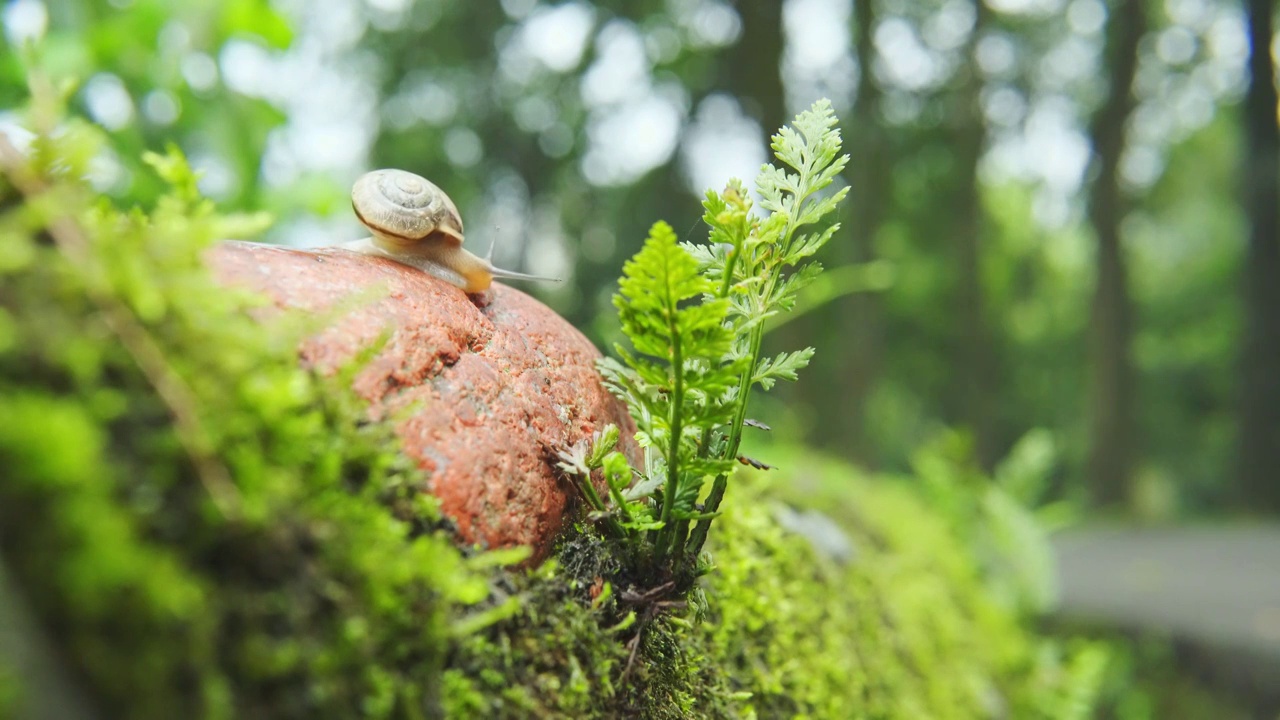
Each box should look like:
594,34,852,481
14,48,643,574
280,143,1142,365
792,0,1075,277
439,458,1097,719
0,124,498,718
0,111,1249,720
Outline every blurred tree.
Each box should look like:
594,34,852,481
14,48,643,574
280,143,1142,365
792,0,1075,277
1133,114,1243,510
952,0,999,469
824,0,889,464
1084,0,1146,508
1237,0,1280,512
7,0,1269,518
721,0,786,139
1,0,290,208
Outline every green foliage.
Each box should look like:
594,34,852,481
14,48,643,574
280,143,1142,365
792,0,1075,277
1129,114,1245,509
1047,642,1111,720
441,534,740,719
0,90,498,719
0,659,15,720
15,0,1257,518
571,99,849,582
698,461,1014,717
0,101,1229,715
1,4,1264,715
693,450,1121,719
596,220,743,561
445,450,1138,719
2,0,292,209
910,430,1064,615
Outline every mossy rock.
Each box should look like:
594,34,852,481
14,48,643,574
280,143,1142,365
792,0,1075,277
0,135,484,719
440,450,1088,719
3,119,1234,720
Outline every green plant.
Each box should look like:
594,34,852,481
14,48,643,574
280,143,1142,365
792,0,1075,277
559,99,849,584
0,80,513,719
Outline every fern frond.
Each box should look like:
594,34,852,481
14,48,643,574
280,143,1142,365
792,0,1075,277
594,99,850,579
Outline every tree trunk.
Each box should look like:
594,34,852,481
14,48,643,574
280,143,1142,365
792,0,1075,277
826,0,889,463
1237,0,1280,512
723,0,787,144
1085,0,1145,508
953,0,999,469
791,0,890,463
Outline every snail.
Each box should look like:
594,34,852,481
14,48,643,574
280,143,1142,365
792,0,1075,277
340,168,558,293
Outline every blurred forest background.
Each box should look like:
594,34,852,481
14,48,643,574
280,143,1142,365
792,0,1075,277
1,0,1276,519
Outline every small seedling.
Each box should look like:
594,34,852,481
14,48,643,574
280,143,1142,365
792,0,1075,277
559,99,850,587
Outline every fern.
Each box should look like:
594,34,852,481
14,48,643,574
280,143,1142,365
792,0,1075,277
561,99,849,582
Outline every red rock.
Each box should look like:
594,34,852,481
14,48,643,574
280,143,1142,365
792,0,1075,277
207,241,637,562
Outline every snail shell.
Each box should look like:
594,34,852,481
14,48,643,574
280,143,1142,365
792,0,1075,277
351,169,464,253
345,168,557,293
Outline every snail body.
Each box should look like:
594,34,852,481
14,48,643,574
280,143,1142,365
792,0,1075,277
344,168,558,293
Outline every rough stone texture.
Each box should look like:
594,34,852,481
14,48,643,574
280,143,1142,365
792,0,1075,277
207,241,637,562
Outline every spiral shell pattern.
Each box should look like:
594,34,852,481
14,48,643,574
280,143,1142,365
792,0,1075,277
351,169,464,249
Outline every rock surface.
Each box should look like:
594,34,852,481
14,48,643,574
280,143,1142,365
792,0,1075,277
208,241,637,562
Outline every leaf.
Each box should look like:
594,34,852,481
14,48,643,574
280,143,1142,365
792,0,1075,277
683,241,719,269
587,425,621,467
771,262,825,312
614,221,715,362
142,145,201,204
753,348,816,390
795,187,849,230
781,98,843,171
673,475,705,510
787,224,842,265
755,165,798,215
555,441,590,477
623,475,665,501
602,451,632,491
597,99,851,578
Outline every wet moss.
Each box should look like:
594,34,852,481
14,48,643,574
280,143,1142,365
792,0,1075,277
3,118,1239,720
439,455,1103,718
0,132,486,719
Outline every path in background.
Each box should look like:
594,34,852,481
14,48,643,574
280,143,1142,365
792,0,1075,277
1053,524,1280,708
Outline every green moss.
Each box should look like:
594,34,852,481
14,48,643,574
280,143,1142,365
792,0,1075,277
438,453,1107,718
0,125,487,718
1,106,1247,720
442,532,740,718
708,453,1031,717
0,119,1082,718
439,448,1251,719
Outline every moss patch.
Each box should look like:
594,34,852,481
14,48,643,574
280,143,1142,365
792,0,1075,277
0,129,488,719
438,454,1106,718
700,454,1053,718
1,111,1247,720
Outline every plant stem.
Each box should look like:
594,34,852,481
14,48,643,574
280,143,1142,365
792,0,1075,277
675,242,745,563
608,481,635,526
576,473,625,538
689,188,813,560
686,315,766,559
654,273,686,567
694,247,742,464
578,474,608,512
